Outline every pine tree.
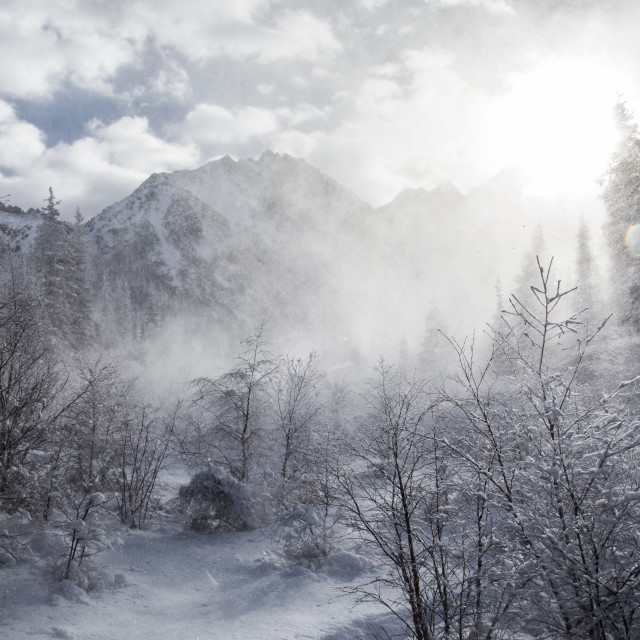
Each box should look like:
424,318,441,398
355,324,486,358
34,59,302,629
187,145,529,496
68,207,93,348
575,216,597,313
513,224,548,306
32,229,73,342
31,190,88,347
602,101,640,330
43,187,61,221
417,305,446,378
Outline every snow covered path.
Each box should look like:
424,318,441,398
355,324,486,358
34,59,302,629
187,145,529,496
0,523,385,640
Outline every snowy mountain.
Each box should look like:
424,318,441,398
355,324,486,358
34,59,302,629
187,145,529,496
0,202,47,252
0,153,587,362
84,152,378,352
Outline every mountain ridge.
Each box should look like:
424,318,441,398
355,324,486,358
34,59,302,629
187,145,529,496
0,152,583,362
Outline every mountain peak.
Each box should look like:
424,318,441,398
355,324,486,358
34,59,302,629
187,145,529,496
255,150,307,170
378,181,464,215
258,149,280,162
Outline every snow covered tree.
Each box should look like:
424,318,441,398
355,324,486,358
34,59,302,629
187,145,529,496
31,190,83,346
446,259,640,639
336,361,486,640
575,216,597,313
65,360,123,494
603,100,640,330
0,252,64,517
190,323,278,482
336,361,521,639
68,208,94,348
43,187,61,221
60,490,112,583
273,371,344,568
30,194,95,349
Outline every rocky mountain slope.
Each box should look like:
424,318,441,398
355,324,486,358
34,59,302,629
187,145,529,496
85,152,378,351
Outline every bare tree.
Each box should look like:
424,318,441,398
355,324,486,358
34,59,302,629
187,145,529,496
190,323,278,482
337,361,445,640
113,398,179,528
0,252,64,515
269,351,324,483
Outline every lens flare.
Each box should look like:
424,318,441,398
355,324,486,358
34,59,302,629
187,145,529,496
624,225,640,255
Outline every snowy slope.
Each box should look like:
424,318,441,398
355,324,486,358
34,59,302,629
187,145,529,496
0,499,388,640
0,205,48,252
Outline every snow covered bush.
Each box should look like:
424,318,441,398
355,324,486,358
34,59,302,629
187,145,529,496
179,468,258,532
0,517,28,564
275,424,343,569
278,502,339,569
55,491,114,588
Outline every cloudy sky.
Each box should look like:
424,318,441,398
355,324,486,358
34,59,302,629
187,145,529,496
1,0,640,220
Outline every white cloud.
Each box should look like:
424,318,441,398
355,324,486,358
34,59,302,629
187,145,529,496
146,60,191,102
181,104,279,145
0,1,341,101
361,0,391,10
0,101,46,170
272,129,328,159
285,49,499,205
257,83,275,96
0,114,200,217
277,104,328,127
127,3,341,64
0,1,140,98
180,102,328,148
253,11,342,63
424,0,514,14
85,117,199,174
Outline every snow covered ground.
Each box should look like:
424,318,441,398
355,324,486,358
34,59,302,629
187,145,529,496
0,508,390,640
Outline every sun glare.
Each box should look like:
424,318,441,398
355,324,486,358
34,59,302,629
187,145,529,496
491,58,621,199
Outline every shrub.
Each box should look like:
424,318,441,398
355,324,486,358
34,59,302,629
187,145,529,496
179,468,257,532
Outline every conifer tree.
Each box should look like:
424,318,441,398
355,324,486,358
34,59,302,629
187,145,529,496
513,224,548,306
575,216,597,313
31,190,92,348
68,207,93,348
32,190,74,343
417,305,446,377
43,187,61,221
602,101,640,330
